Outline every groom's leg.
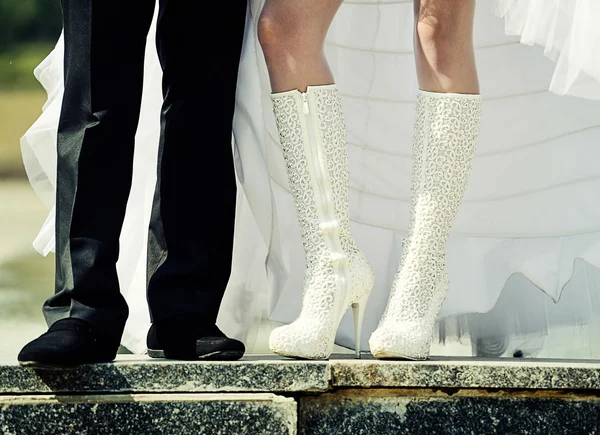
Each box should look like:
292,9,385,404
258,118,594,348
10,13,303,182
44,0,155,338
147,0,247,325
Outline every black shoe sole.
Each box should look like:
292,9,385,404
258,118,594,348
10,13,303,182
18,357,115,369
147,349,244,361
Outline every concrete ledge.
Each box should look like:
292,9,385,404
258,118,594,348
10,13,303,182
298,389,600,435
4,356,600,433
0,393,297,435
331,356,600,390
3,356,600,395
0,355,329,394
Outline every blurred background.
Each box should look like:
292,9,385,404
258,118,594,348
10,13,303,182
0,0,61,359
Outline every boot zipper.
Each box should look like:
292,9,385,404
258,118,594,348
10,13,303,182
301,91,349,326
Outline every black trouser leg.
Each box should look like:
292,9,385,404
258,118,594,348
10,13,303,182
44,0,155,339
146,1,247,325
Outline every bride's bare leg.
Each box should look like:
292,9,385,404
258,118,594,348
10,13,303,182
369,0,482,360
258,0,342,92
258,0,375,360
414,0,479,93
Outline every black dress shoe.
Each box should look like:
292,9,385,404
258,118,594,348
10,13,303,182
147,314,245,361
18,318,120,366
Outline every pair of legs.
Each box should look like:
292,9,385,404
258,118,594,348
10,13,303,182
259,0,480,360
19,0,247,364
259,0,479,94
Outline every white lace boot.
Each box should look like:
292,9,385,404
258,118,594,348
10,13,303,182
369,90,482,360
269,85,375,360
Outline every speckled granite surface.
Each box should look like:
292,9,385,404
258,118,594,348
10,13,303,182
330,357,600,390
298,389,600,435
3,356,600,434
3,355,600,394
0,355,329,394
0,393,296,435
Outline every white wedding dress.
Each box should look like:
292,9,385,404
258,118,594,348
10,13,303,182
21,0,600,358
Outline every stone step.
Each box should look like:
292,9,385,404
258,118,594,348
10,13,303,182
1,355,330,394
3,355,600,394
3,356,600,434
299,389,600,434
0,393,296,435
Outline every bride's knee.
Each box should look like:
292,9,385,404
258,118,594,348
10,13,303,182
258,10,318,62
414,0,474,62
257,13,289,57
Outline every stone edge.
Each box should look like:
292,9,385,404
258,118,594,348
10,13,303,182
0,359,330,394
330,359,600,390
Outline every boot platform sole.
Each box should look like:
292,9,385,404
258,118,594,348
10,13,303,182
371,350,427,361
147,349,244,361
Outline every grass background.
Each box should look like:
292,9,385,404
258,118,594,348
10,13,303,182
0,43,53,176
